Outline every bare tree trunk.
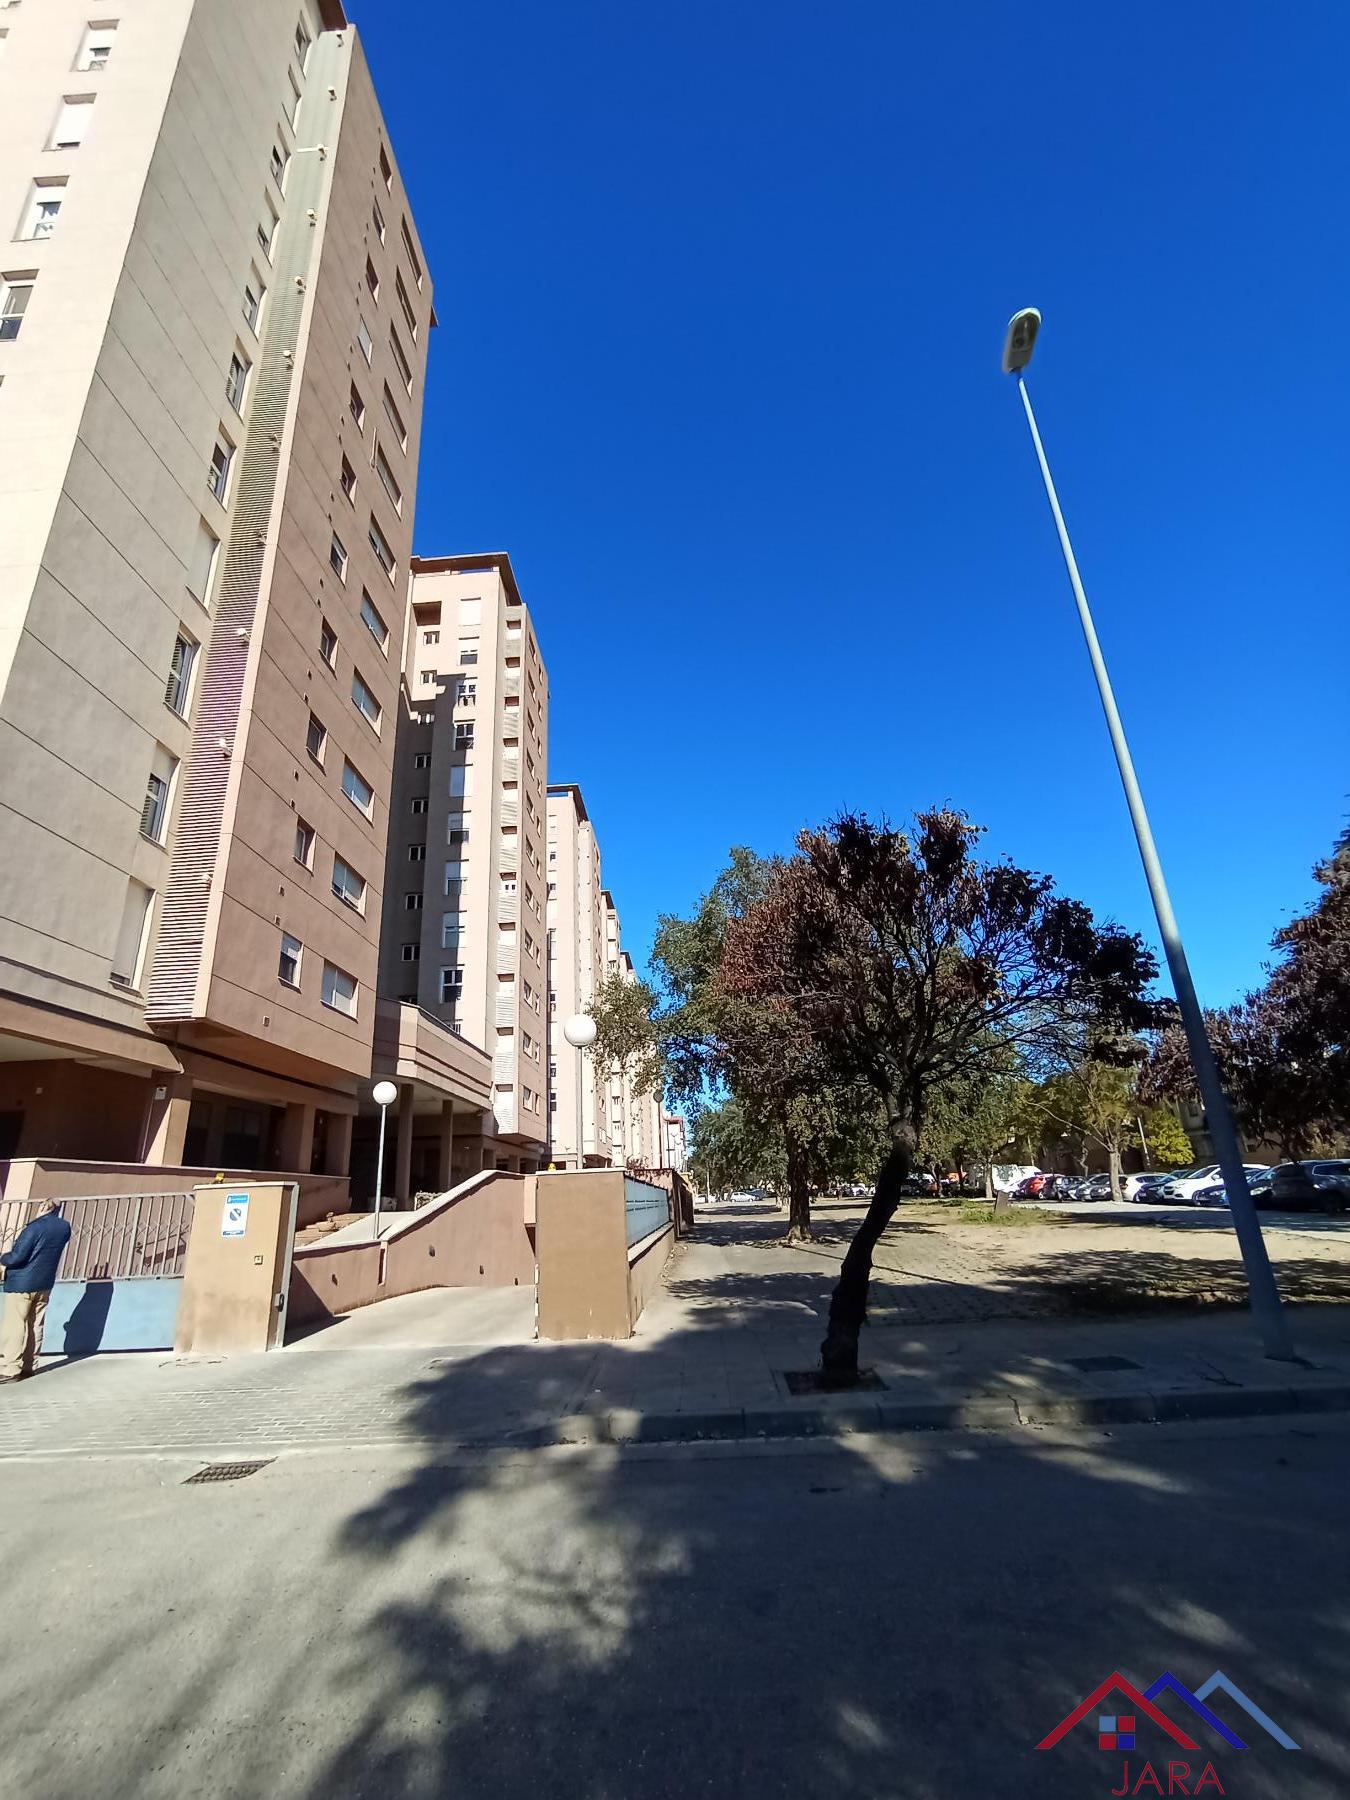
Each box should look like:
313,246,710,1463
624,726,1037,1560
820,1134,911,1385
984,1163,994,1202
783,1130,815,1243
1108,1146,1124,1203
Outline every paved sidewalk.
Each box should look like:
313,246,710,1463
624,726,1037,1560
1,1204,1348,1460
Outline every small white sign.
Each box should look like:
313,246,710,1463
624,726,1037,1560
221,1195,250,1239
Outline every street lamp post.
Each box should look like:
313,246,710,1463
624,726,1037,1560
1001,308,1294,1362
371,1079,398,1239
562,1014,597,1171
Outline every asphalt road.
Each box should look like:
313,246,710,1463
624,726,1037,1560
4,1418,1347,1799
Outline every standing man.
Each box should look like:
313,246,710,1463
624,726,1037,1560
0,1200,72,1382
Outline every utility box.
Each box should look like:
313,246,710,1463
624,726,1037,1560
175,1182,298,1355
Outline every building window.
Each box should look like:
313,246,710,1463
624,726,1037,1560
390,327,413,394
49,97,94,151
258,199,278,259
140,747,177,843
374,445,402,514
447,815,468,846
413,752,431,771
378,145,392,190
164,634,197,717
423,629,440,646
459,642,478,666
270,142,289,192
243,274,265,332
364,257,380,304
448,765,468,799
349,383,366,429
340,457,357,502
549,1093,559,1114
351,670,381,729
359,590,388,650
356,315,373,364
286,69,302,126
20,182,65,241
400,220,424,290
321,961,358,1018
440,967,464,1005
208,436,234,503
368,516,395,579
372,197,386,242
278,932,302,988
455,721,475,751
294,817,315,867
444,864,465,901
294,19,311,70
405,892,423,911
408,843,426,863
394,270,418,338
0,278,34,342
226,351,250,412
76,23,117,71
401,942,420,963
332,854,366,911
318,618,337,667
411,797,428,816
382,385,408,450
329,532,348,580
456,679,476,705
420,669,439,687
442,913,464,950
342,760,374,815
111,880,153,990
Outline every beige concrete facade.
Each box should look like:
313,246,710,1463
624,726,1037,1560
381,555,551,1173
544,784,612,1169
0,2,456,1186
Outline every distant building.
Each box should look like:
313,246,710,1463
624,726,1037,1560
380,555,550,1175
544,785,611,1168
663,1112,688,1174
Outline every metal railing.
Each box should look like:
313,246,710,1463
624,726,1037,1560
0,1193,195,1282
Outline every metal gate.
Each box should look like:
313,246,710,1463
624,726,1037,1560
0,1193,195,1354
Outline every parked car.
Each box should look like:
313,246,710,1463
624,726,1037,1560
1075,1173,1114,1202
1014,1172,1051,1200
1154,1163,1268,1205
1123,1170,1182,1202
1258,1161,1350,1212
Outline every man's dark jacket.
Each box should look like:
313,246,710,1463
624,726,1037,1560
1,1213,72,1293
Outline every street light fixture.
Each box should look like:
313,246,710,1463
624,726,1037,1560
1001,308,1294,1361
562,1014,597,1172
371,1079,398,1239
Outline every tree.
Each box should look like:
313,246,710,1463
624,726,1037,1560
1035,1057,1144,1201
687,1097,782,1199
1141,1103,1192,1169
723,811,1164,1382
589,969,667,1105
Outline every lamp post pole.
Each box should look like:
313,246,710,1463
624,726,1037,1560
371,1080,398,1239
563,1015,597,1172
1002,308,1294,1362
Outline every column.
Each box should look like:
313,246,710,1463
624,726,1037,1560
437,1100,455,1193
275,1102,315,1173
141,1073,193,1168
324,1110,354,1178
394,1082,415,1206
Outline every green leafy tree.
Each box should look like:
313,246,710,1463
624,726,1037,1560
1034,1057,1144,1201
1141,1104,1193,1169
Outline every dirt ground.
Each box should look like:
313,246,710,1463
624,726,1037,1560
779,1195,1350,1324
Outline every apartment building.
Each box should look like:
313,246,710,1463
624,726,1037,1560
544,783,611,1169
0,1,440,1180
663,1112,688,1174
380,554,550,1175
592,892,664,1170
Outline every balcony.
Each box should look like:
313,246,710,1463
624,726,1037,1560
497,890,519,925
496,936,518,976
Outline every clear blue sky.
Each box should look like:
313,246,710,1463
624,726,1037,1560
358,0,1348,1006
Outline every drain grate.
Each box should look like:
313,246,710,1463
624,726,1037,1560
183,1460,274,1485
1065,1355,1142,1374
783,1369,887,1395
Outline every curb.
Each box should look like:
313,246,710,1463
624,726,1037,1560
516,1382,1350,1449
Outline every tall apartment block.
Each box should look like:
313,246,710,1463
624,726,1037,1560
0,1,437,1182
380,554,551,1176
545,783,612,1169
